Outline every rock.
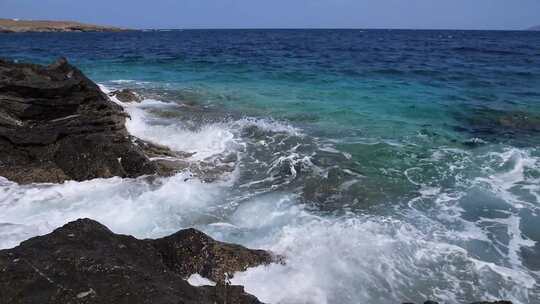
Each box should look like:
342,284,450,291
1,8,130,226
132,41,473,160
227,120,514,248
109,89,142,103
153,228,275,283
461,137,487,148
0,58,160,184
0,218,276,304
132,137,193,159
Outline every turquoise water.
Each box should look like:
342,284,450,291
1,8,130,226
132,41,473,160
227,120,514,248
1,30,540,303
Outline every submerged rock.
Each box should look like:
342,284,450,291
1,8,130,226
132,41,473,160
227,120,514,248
453,107,540,146
109,89,142,103
0,218,276,304
402,301,512,304
0,58,160,184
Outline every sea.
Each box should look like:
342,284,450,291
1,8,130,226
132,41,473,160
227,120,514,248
1,29,540,304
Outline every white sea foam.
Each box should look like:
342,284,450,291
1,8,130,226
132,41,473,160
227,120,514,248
187,274,216,287
1,176,537,303
104,84,301,162
125,105,238,161
233,117,303,137
226,195,537,304
475,148,539,210
0,173,232,249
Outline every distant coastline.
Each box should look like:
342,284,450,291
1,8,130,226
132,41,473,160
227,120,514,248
0,18,128,33
528,25,540,31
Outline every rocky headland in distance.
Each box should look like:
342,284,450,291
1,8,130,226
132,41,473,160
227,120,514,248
0,18,128,33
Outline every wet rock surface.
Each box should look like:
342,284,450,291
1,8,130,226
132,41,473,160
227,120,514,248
0,218,275,304
153,228,275,283
0,58,159,184
109,89,142,103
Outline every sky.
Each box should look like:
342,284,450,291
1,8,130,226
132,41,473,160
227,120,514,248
1,0,539,30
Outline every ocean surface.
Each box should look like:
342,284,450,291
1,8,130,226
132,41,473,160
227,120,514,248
1,29,540,304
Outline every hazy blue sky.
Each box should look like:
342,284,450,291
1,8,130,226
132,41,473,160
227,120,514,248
1,0,539,30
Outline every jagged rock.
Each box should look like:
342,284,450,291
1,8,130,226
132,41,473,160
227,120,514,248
0,58,159,184
0,218,275,304
153,228,274,283
109,89,142,103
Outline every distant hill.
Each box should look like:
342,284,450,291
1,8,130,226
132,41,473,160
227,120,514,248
528,25,540,31
0,18,128,33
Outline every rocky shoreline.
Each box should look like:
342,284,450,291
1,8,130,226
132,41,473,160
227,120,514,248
0,58,516,304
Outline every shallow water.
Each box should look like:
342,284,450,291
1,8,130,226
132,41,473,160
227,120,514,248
1,30,540,303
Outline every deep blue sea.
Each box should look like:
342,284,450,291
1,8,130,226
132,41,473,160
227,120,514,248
1,30,540,304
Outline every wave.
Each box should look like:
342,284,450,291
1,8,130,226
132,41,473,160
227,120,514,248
0,172,233,249
223,194,537,304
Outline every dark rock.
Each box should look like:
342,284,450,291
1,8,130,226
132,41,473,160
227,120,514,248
133,137,193,159
0,58,160,184
109,89,142,103
153,228,275,283
0,218,275,304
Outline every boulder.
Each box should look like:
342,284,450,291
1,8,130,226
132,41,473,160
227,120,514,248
0,58,159,183
0,218,276,304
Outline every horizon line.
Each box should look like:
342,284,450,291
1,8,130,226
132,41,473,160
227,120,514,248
134,27,534,32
